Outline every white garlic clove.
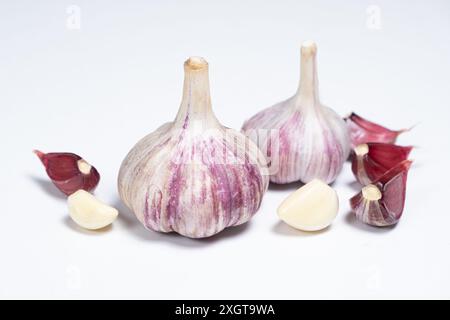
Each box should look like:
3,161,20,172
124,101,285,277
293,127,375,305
277,179,338,231
242,41,350,184
68,190,118,230
344,112,411,149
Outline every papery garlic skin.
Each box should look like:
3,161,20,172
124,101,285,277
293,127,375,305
118,57,269,239
345,113,410,149
242,41,350,184
68,190,118,230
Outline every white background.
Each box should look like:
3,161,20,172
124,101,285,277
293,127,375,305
1,0,449,299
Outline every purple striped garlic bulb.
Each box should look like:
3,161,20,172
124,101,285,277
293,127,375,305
242,41,350,184
118,57,269,239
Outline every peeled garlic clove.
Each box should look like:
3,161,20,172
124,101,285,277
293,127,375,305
350,160,412,227
34,150,100,196
118,57,269,239
344,113,410,149
68,190,118,230
242,41,350,184
277,179,338,231
352,143,413,185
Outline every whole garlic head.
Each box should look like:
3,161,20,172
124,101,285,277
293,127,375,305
118,57,269,238
242,41,350,184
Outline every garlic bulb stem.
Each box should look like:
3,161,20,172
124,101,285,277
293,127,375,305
175,57,218,129
297,41,319,107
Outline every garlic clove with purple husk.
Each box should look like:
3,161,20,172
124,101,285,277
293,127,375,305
351,143,413,185
118,57,269,239
344,113,411,149
242,41,350,184
34,150,100,196
350,160,412,227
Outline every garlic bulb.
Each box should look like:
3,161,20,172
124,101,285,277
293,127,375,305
242,41,350,184
277,179,338,231
118,57,269,238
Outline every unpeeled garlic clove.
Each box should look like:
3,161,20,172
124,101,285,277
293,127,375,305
350,160,412,227
34,150,100,196
277,179,339,231
352,143,413,185
344,113,410,149
242,41,350,184
68,190,118,230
